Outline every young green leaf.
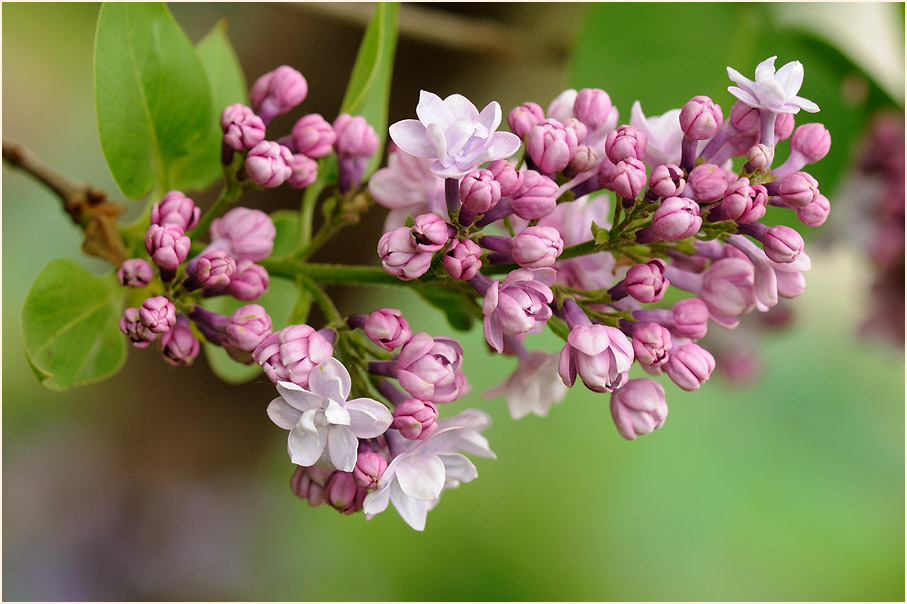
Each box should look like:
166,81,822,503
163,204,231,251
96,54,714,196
94,2,213,199
22,259,127,390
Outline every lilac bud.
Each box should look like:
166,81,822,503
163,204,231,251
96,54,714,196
568,145,598,174
145,223,190,272
672,298,709,340
220,103,266,151
665,343,715,391
526,119,578,174
250,65,308,125
774,112,795,143
228,260,269,301
139,296,176,334
409,214,451,253
151,191,200,231
795,193,830,227
210,208,276,262
790,123,831,163
511,226,564,269
119,308,156,348
680,95,723,140
610,378,668,440
730,100,761,133
379,227,433,281
325,471,366,515
558,324,635,393
776,270,806,299
573,88,613,130
686,163,728,203
605,125,648,164
563,118,589,144
487,159,522,197
459,169,502,217
160,315,200,366
287,153,318,189
631,322,672,368
763,225,804,263
637,197,702,243
396,332,468,403
778,171,819,208
610,158,648,200
649,164,685,199
290,465,332,506
625,259,669,303
483,268,555,352
333,114,378,158
194,250,236,289
291,113,336,158
511,170,558,220
508,102,545,139
364,308,412,350
746,144,773,171
253,324,334,387
245,141,293,188
117,258,154,288
226,304,273,353
353,451,388,489
392,398,439,440
443,238,482,280
711,178,766,224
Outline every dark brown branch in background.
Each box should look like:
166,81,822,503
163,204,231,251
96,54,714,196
3,136,128,265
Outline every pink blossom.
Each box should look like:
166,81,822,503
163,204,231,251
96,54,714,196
396,332,469,404
483,268,556,353
559,324,635,393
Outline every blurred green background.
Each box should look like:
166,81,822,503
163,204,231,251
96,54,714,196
3,3,904,601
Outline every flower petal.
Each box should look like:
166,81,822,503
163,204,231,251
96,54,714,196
416,90,457,128
789,96,820,113
396,454,445,500
754,56,778,83
389,480,431,531
363,485,390,516
276,381,323,411
441,93,479,123
388,120,436,157
267,396,302,430
307,357,351,400
324,399,351,426
775,60,804,98
327,425,358,472
345,397,393,437
439,453,478,484
287,425,325,466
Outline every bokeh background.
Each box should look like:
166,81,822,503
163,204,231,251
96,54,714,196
3,2,904,600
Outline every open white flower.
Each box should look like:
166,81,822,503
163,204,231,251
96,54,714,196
267,357,393,472
727,56,820,114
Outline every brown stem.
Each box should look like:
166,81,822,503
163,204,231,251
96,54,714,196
2,136,128,265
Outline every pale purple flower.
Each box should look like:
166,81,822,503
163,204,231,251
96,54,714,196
727,56,820,114
436,408,496,461
368,147,446,232
266,357,393,471
610,378,668,440
630,101,685,168
483,350,567,419
483,268,556,353
559,324,635,393
396,332,469,404
388,90,521,178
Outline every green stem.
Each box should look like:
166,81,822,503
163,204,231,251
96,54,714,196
261,260,406,287
297,273,343,325
298,170,330,251
188,181,243,240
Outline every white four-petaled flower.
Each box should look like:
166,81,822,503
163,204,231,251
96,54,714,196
727,56,820,114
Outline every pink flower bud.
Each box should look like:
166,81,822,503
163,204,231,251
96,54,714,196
333,114,378,158
790,123,831,163
119,307,156,348
774,111,795,143
672,298,709,340
508,102,545,139
410,214,451,253
610,378,668,440
459,169,502,214
139,295,176,334
226,304,273,353
364,308,412,350
245,141,293,188
712,178,766,224
649,164,685,199
145,223,190,272
511,226,564,269
625,259,669,303
559,324,635,393
610,158,648,200
287,153,318,189
569,145,598,173
686,163,728,203
665,343,715,391
378,227,433,281
483,268,555,353
776,270,806,299
353,451,388,489
563,118,589,144
220,103,266,151
160,315,200,366
511,170,558,220
392,398,439,440
443,238,483,280
526,119,578,174
326,471,367,515
228,260,269,301
250,65,308,124
698,258,756,319
573,88,613,130
291,113,336,158
118,258,154,288
151,191,200,231
253,324,334,387
746,144,773,171
637,197,702,243
778,171,819,208
631,322,672,368
396,332,468,403
487,159,522,197
210,208,276,262
605,125,648,164
763,225,804,263
290,465,332,507
730,100,761,133
194,250,236,289
795,193,830,227
680,95,723,140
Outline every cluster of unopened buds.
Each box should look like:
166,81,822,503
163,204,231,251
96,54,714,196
116,56,831,530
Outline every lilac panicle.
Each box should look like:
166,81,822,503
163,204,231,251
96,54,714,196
511,170,558,220
559,323,635,394
686,163,728,203
526,119,578,174
636,197,702,243
410,214,451,253
630,322,673,369
145,223,190,275
679,95,723,140
605,125,648,164
648,164,685,199
326,472,367,515
573,88,613,130
226,304,273,354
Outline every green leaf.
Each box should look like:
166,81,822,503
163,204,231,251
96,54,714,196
270,209,302,257
416,287,475,332
591,220,610,245
94,2,213,199
22,259,127,390
339,2,399,177
173,20,249,192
